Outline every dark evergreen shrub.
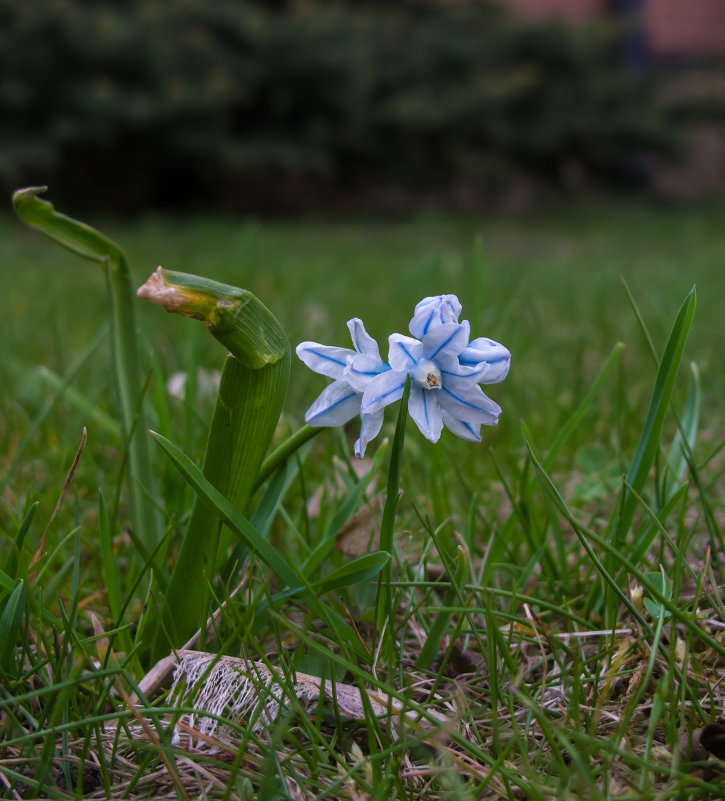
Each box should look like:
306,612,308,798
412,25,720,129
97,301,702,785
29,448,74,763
0,0,678,212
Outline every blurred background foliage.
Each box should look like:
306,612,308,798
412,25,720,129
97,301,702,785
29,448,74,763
0,0,704,214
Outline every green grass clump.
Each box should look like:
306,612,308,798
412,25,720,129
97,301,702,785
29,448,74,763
1,197,725,799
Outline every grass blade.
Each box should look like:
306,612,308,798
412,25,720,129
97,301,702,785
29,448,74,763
254,424,321,491
150,431,300,590
0,570,16,595
0,580,26,675
315,551,390,594
527,440,725,668
4,502,37,580
612,285,696,549
3,325,109,482
664,360,700,501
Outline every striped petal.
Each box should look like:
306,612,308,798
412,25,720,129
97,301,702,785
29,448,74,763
409,295,462,338
347,318,382,360
460,337,511,384
296,342,354,380
388,334,423,372
361,370,407,415
305,380,361,427
473,359,511,385
408,386,444,443
438,354,487,382
441,410,482,442
421,321,470,361
354,411,385,458
344,356,388,393
439,381,501,426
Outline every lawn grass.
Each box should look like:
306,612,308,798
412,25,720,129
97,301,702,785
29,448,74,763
1,197,725,799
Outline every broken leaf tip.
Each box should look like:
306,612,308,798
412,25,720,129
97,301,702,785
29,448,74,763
137,266,187,313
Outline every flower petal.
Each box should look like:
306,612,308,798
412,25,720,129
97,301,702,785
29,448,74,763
460,337,511,384
441,410,482,442
344,355,388,393
305,380,361,427
347,318,382,360
438,354,485,381
409,295,462,338
473,359,512,385
361,370,407,415
296,342,354,380
354,411,384,458
439,381,501,426
421,321,470,361
388,334,423,372
408,386,444,442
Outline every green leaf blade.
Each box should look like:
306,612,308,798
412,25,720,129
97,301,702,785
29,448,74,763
150,431,300,590
615,286,697,545
315,551,391,594
0,580,26,675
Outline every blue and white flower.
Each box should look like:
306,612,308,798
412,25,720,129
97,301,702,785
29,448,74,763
295,318,389,457
361,317,508,444
296,294,510,454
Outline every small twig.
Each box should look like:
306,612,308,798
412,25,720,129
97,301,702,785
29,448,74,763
551,628,635,641
0,768,22,801
702,618,725,631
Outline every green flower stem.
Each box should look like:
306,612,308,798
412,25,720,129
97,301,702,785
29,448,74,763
375,377,410,642
12,187,161,552
137,268,290,658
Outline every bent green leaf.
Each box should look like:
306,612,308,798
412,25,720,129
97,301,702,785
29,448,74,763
138,269,291,658
12,187,160,552
138,267,287,369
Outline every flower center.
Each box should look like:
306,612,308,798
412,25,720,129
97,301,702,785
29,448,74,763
412,360,442,390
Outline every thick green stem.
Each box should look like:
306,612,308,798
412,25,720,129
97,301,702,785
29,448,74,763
137,267,290,659
12,187,161,552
